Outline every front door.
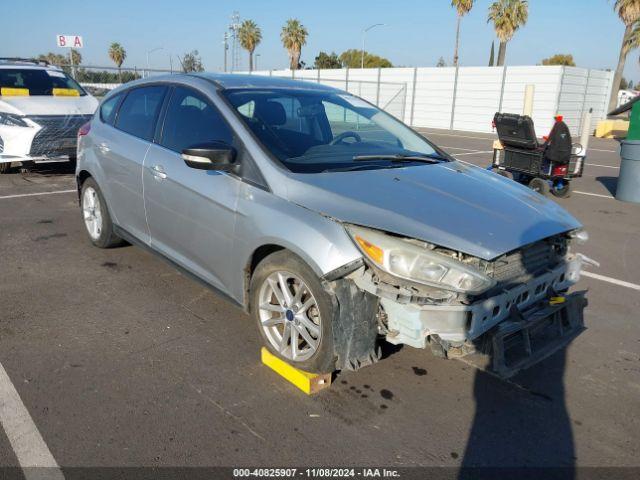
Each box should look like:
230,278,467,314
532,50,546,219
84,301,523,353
143,86,240,293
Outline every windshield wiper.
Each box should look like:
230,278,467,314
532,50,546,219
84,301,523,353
352,154,448,163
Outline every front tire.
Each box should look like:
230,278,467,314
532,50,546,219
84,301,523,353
528,177,550,196
80,177,124,248
250,251,336,373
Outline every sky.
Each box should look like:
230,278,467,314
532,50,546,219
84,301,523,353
4,0,639,81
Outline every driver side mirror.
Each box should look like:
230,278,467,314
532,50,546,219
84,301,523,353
181,142,237,172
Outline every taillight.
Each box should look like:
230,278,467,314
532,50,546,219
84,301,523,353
552,164,568,177
78,121,91,137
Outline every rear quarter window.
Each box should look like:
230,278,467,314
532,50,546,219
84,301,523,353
99,93,123,125
115,86,166,141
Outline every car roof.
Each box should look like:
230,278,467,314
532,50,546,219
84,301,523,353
125,72,341,93
0,60,62,71
193,72,339,92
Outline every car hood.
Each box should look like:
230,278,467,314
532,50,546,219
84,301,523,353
0,95,98,116
285,161,581,260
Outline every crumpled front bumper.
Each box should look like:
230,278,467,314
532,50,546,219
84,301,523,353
377,254,583,348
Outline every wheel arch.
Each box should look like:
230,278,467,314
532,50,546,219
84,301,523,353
76,169,93,203
243,242,326,312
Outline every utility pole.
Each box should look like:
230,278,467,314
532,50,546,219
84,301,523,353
229,11,241,72
223,32,229,72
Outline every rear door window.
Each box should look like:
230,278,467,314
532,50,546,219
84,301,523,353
115,86,167,142
99,93,123,125
160,86,233,153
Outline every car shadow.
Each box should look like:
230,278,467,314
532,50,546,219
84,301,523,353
460,347,576,479
3,161,76,178
460,221,583,478
596,176,618,196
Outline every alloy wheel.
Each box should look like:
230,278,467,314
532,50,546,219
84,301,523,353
257,271,322,362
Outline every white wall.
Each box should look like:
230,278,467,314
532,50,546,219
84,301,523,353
83,65,614,136
283,65,614,136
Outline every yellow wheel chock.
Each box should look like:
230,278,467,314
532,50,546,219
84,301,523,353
261,347,332,395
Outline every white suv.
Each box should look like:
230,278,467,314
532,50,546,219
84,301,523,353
0,58,98,172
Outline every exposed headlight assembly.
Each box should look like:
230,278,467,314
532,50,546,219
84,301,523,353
0,112,29,127
568,229,589,245
346,225,495,295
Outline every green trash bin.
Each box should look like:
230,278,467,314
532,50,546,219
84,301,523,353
617,140,640,204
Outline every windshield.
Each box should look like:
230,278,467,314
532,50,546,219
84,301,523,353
223,88,447,173
0,68,86,97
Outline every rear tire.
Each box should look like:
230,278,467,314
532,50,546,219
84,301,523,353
80,177,124,248
551,181,572,198
528,178,550,196
250,251,336,373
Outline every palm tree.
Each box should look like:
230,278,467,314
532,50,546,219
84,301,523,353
609,0,640,111
487,0,528,67
108,43,127,83
281,19,308,70
451,0,474,66
238,20,262,72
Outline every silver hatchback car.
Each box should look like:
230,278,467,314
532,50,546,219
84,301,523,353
77,73,590,377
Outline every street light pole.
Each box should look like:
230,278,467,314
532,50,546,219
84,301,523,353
361,23,385,69
255,53,261,71
146,47,163,77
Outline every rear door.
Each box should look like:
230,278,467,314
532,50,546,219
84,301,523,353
143,85,240,292
99,85,167,243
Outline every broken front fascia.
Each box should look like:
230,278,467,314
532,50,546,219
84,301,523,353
342,232,590,349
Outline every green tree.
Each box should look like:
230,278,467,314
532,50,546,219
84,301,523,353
541,54,576,66
436,56,447,67
179,50,204,73
108,42,127,82
37,52,67,66
339,49,392,68
238,20,262,72
487,0,528,66
620,77,635,90
609,1,640,111
314,51,341,69
489,41,495,66
281,19,308,70
69,48,82,66
451,0,474,66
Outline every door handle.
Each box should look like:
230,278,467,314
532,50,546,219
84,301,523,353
152,165,167,179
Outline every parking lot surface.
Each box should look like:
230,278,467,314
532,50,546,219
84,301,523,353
0,132,639,474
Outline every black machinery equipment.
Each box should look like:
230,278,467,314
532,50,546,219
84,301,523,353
491,113,585,198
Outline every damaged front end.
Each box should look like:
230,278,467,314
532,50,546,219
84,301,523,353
332,225,593,378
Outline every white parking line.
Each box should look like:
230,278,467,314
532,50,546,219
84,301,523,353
582,271,640,291
440,145,485,152
0,362,64,480
586,163,619,169
574,190,614,199
0,189,75,200
589,148,617,153
454,150,494,157
420,131,495,141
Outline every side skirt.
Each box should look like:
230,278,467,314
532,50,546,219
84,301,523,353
113,225,245,310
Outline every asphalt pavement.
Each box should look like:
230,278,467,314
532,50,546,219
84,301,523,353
0,132,638,476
